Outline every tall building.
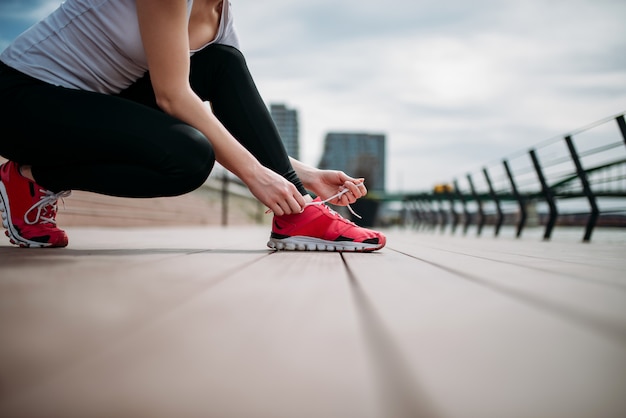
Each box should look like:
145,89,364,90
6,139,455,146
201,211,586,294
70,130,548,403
269,103,299,160
318,132,386,193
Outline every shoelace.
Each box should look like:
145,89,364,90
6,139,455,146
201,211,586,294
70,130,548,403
265,188,362,219
306,188,362,219
24,189,71,225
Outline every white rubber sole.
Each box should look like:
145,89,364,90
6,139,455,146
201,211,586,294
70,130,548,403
0,181,51,248
267,236,382,252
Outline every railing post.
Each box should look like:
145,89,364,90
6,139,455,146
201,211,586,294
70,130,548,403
564,135,599,242
221,172,229,227
503,159,527,238
617,115,626,145
414,199,424,229
529,149,558,240
454,179,471,235
437,197,448,233
483,167,503,237
425,199,437,230
405,199,417,228
448,190,459,234
415,200,426,230
467,174,484,236
257,201,264,224
401,199,409,228
427,198,437,230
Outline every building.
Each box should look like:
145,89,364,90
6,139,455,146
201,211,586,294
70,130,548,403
269,103,299,160
318,132,386,193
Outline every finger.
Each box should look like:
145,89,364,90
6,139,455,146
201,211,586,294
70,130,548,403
338,171,361,184
342,181,366,203
356,181,367,197
342,193,355,205
344,181,363,199
285,195,305,215
294,192,307,211
271,202,285,217
336,189,355,205
335,171,350,183
281,181,306,214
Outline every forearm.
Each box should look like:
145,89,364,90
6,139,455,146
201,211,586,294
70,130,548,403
136,1,304,214
136,1,260,183
289,157,319,190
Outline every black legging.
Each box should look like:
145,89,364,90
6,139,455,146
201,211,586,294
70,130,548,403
0,44,306,197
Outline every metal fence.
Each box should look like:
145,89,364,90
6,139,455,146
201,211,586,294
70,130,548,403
402,112,626,242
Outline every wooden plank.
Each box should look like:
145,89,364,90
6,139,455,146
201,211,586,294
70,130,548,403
343,232,626,418
4,226,624,418
387,232,626,343
401,229,625,276
0,228,379,418
0,227,272,400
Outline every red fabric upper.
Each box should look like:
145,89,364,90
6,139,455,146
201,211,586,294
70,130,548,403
272,197,385,244
0,161,68,246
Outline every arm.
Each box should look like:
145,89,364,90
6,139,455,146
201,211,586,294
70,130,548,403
289,157,367,206
135,0,306,215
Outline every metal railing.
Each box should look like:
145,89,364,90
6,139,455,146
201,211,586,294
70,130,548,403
401,112,626,242
213,170,266,226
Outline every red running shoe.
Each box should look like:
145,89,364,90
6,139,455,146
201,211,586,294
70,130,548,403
0,161,71,248
268,197,386,252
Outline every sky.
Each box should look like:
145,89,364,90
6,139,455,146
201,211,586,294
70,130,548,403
1,0,625,192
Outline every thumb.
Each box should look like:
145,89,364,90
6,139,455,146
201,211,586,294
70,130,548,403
337,171,362,184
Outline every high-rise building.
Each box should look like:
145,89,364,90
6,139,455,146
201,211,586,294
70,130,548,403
318,132,386,193
270,103,299,160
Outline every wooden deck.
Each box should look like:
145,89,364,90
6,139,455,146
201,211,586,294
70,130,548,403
0,226,625,418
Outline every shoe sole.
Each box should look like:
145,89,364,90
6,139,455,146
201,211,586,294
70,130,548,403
267,236,384,252
0,181,55,248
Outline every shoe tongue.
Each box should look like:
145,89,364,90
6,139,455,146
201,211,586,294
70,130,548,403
25,189,60,225
41,203,57,218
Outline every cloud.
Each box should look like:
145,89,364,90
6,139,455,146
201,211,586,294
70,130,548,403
234,0,626,190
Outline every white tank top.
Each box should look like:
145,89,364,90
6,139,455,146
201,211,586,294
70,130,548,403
0,0,240,94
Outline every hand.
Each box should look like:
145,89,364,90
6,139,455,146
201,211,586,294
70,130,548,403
246,166,307,216
307,170,367,206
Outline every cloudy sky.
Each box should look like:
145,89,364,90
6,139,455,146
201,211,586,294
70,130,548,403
1,0,625,191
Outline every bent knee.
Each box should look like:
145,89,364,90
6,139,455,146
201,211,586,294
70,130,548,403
169,124,215,193
206,44,247,70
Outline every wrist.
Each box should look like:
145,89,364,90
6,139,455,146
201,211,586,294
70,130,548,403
293,164,318,190
237,160,264,184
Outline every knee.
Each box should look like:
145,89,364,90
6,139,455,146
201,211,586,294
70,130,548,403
214,45,246,67
198,44,248,72
169,124,215,193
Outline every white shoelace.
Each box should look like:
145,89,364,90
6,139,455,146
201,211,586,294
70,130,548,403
306,188,362,219
24,189,71,225
265,187,362,219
